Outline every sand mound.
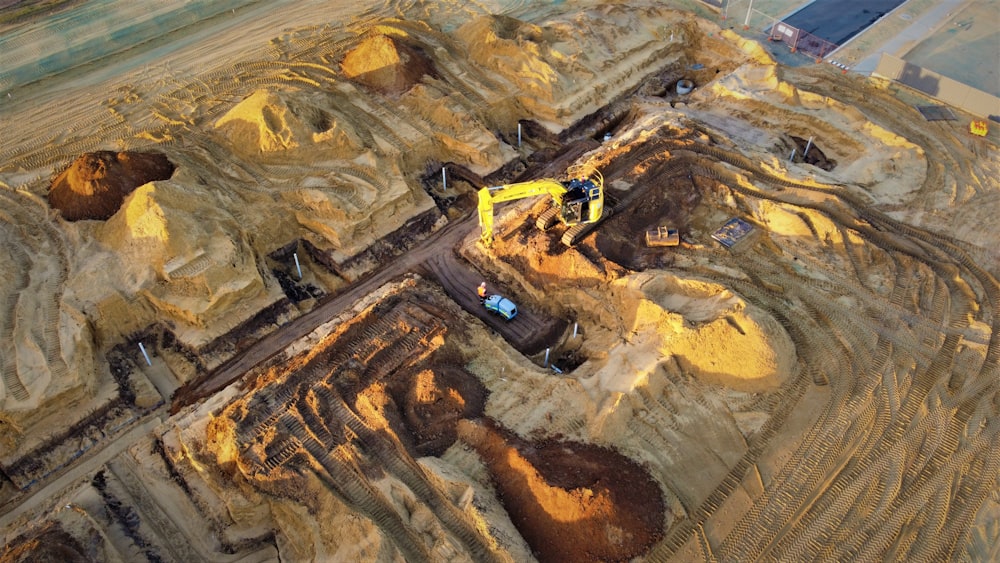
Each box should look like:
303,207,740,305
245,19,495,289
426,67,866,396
214,89,363,155
455,15,561,104
341,34,436,96
96,177,272,332
48,151,175,221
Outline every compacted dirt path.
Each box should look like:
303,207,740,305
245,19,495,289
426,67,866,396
419,249,565,355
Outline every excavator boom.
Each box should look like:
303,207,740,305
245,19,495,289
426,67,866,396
477,169,603,248
478,179,567,247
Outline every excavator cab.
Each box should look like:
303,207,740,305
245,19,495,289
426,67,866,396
560,178,600,224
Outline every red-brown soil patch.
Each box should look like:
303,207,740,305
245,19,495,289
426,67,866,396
0,522,90,563
383,363,489,457
48,150,174,221
458,418,666,563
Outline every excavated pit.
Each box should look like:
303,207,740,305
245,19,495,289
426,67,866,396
594,142,707,271
206,279,665,563
2,4,998,563
789,135,836,170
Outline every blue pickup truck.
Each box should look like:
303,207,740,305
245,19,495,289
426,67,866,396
483,294,517,321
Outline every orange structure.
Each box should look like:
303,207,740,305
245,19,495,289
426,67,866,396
970,120,988,137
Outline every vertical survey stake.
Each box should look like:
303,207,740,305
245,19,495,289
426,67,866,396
544,347,550,367
573,322,578,338
294,252,302,279
442,167,447,190
518,123,522,147
138,342,152,366
805,136,814,158
789,148,796,162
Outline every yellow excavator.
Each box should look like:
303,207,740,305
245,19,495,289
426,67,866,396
477,165,605,248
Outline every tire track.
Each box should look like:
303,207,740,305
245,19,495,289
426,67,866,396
629,134,996,561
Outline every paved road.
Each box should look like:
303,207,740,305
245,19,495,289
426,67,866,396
849,0,971,74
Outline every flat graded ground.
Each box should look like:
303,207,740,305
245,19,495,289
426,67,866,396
0,1,999,563
902,0,1000,97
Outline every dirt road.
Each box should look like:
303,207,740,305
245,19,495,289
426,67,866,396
172,208,475,410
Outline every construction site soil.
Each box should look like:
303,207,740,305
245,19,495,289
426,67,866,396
1,1,998,562
48,151,177,221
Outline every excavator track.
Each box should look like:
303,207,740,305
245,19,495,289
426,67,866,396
535,207,561,231
561,206,614,246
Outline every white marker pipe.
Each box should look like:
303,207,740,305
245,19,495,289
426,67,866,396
442,167,447,190
573,322,578,338
744,0,754,28
789,149,796,162
544,347,550,367
518,123,522,147
138,342,152,366
294,252,302,279
804,136,814,158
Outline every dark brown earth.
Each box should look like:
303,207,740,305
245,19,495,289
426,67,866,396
789,135,836,170
384,363,489,457
0,522,90,563
594,140,705,270
47,150,174,221
458,418,666,563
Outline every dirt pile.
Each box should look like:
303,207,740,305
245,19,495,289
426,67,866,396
459,418,665,563
454,7,703,128
93,175,280,339
214,89,366,157
384,365,488,457
342,34,437,96
48,151,175,221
